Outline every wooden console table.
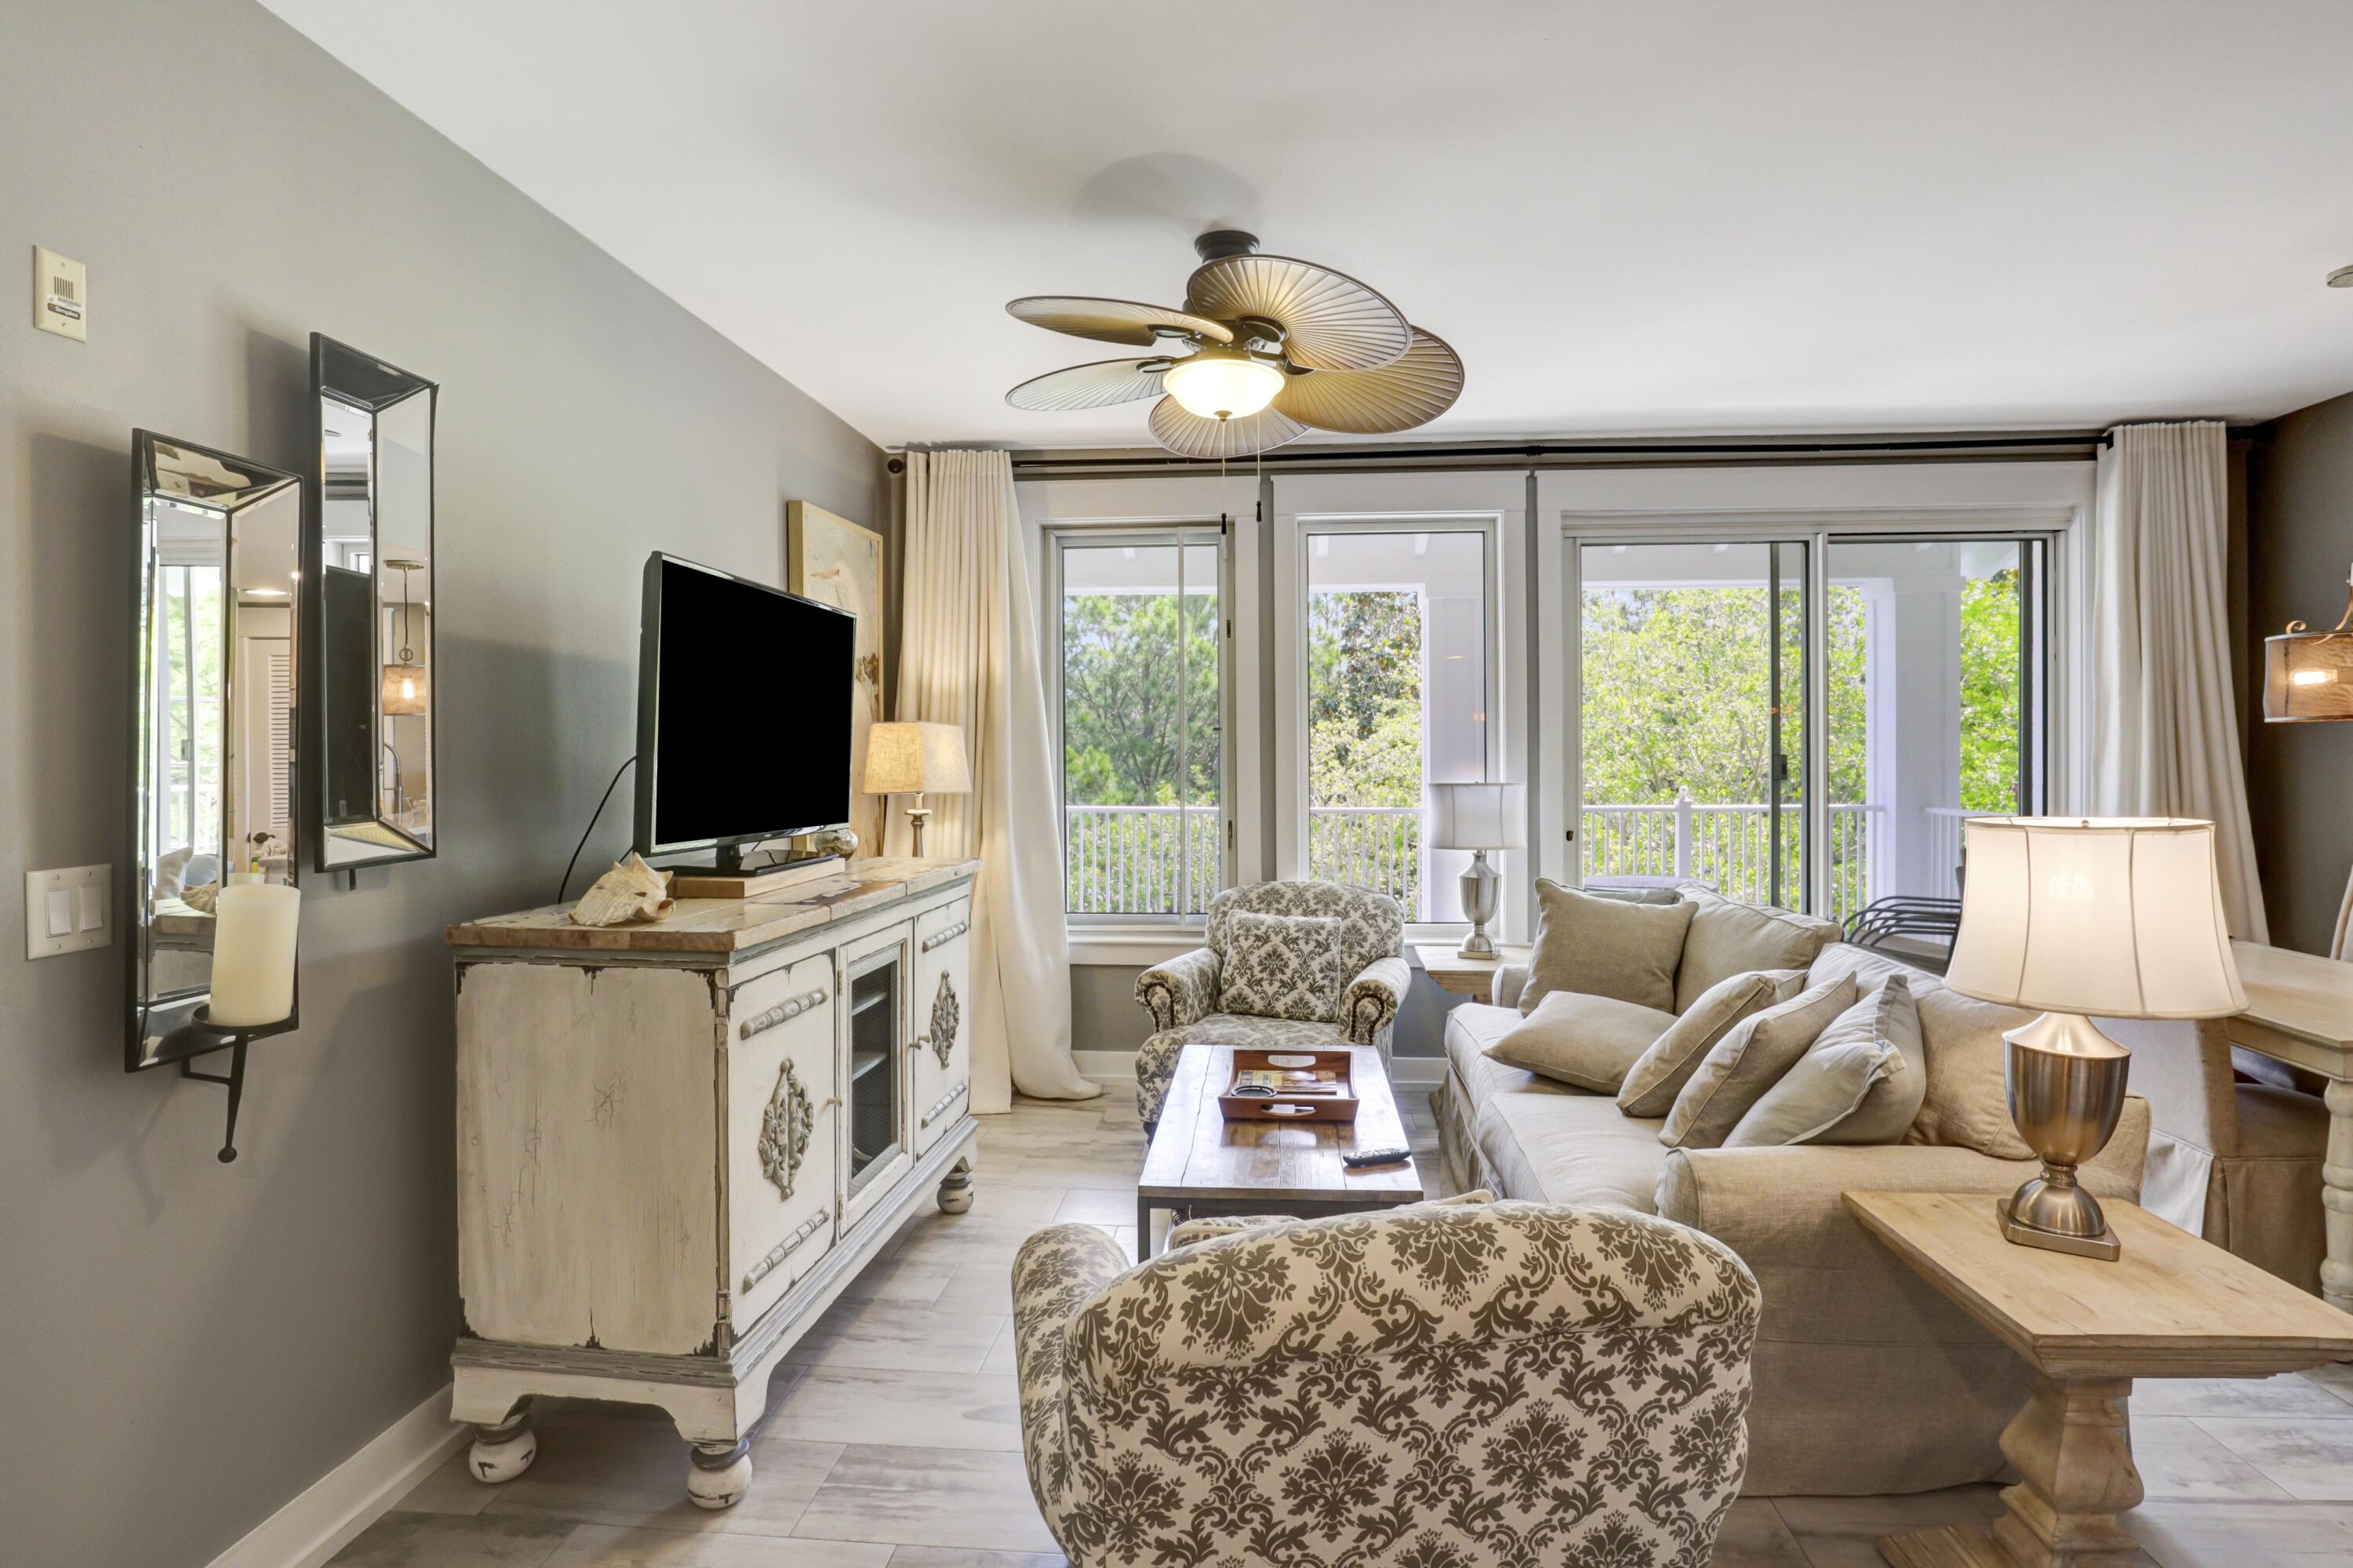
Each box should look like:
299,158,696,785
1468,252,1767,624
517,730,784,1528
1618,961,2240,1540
2226,940,2353,1314
1846,1191,2353,1568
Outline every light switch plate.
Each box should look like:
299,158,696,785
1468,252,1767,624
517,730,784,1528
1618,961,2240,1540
25,865,109,958
34,246,85,341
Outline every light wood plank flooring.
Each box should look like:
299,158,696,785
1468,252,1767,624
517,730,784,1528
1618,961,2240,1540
336,1080,2353,1567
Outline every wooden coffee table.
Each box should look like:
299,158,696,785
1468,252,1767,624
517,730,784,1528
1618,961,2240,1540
1846,1190,2353,1568
1136,1042,1425,1259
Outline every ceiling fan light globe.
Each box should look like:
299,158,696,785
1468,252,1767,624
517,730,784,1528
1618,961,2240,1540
1162,351,1285,421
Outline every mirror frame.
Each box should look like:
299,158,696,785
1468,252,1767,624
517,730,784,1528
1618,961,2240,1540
125,430,305,1072
304,333,440,873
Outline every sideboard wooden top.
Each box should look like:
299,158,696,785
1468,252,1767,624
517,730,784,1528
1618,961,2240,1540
447,857,977,955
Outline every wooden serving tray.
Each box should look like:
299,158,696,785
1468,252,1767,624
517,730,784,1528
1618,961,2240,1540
1217,1048,1361,1122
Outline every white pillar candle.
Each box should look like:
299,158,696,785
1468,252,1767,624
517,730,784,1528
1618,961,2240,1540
209,882,301,1027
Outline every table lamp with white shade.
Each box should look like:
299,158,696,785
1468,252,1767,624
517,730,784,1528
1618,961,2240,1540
860,721,970,858
1946,817,2246,1261
1425,782,1526,959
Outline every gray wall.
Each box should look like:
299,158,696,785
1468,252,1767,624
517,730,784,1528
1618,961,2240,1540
2246,391,2353,955
0,2,882,1561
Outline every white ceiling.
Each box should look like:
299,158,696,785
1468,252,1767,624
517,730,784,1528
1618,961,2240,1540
260,0,2353,449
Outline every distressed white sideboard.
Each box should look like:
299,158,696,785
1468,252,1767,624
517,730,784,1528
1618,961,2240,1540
443,857,980,1508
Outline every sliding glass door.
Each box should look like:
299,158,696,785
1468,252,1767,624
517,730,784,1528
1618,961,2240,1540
1569,528,2049,947
1823,536,2046,956
1575,540,1810,911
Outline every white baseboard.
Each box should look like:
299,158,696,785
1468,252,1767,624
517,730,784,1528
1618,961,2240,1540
206,1384,465,1568
1073,1049,1136,1083
1388,1056,1445,1087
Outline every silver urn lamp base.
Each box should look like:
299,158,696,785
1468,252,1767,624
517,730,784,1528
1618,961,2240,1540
1998,1011,2131,1261
1456,849,1500,959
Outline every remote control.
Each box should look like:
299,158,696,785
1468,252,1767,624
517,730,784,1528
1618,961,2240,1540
1343,1145,1411,1169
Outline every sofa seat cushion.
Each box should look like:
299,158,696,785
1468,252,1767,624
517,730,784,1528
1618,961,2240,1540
1675,884,1842,1013
1475,1086,1672,1213
1486,990,1677,1092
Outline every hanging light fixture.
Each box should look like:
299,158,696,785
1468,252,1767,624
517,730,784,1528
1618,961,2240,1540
380,558,427,717
1161,344,1286,422
2263,560,2353,723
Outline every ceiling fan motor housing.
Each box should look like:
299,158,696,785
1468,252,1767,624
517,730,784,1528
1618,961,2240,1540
1193,229,1261,262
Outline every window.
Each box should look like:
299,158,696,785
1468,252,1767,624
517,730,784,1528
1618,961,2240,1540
1051,528,1227,919
1300,524,1493,922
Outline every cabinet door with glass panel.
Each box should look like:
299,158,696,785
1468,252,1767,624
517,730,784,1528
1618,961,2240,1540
1053,528,1228,921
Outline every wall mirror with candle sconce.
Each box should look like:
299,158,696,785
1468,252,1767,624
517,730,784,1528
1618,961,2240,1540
127,432,306,1155
307,334,438,873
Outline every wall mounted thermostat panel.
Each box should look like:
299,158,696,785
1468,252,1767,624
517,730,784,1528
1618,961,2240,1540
34,247,86,341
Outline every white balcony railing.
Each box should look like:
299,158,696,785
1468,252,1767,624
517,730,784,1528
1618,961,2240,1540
1066,796,1886,923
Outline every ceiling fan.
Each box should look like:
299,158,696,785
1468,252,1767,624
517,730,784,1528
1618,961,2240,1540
1004,231,1464,459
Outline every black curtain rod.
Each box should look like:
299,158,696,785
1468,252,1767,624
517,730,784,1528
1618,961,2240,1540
1002,430,2141,474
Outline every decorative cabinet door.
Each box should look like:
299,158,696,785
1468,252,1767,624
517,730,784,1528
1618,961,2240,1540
911,896,973,1156
836,919,915,1235
725,951,839,1333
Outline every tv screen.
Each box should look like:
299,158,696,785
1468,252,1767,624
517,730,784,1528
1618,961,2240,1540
635,554,856,858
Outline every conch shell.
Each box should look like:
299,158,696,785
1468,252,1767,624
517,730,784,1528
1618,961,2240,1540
569,853,675,926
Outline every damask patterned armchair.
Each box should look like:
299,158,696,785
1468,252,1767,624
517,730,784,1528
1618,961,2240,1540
1013,1198,1762,1568
1132,880,1409,1126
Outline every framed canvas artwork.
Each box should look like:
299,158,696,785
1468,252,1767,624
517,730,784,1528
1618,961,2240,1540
787,500,886,856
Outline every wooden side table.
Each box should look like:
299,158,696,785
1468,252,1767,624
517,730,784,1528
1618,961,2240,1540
1846,1190,2353,1568
1411,942,1532,1006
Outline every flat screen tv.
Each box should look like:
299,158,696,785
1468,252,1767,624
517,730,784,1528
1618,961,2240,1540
634,553,856,868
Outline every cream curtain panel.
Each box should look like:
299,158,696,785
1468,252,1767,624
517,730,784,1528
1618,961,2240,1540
2089,421,2269,940
894,450,1100,1108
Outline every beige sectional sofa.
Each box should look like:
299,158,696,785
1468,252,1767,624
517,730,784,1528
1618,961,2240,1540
1438,935,2151,1497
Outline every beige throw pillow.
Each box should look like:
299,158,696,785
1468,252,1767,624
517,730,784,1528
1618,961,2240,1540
1617,968,1806,1119
1723,973,1927,1146
1906,984,2038,1159
1219,911,1341,1022
1660,976,1858,1149
1523,879,1696,1015
1671,882,1842,1013
1486,991,1678,1093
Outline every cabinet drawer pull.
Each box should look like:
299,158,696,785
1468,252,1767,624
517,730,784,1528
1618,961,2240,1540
921,1079,969,1130
742,1210,831,1292
739,987,829,1040
919,920,969,953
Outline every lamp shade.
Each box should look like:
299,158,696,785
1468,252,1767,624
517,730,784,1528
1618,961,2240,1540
861,721,970,796
381,662,427,716
1946,817,2245,1020
1424,782,1526,851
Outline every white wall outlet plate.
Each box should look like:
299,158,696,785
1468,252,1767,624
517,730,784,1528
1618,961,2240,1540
25,865,109,958
34,246,86,341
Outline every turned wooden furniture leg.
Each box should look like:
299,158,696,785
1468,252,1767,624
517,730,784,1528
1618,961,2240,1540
2323,1079,2353,1316
467,1399,537,1484
1878,1376,2140,1568
686,1436,753,1509
937,1155,975,1215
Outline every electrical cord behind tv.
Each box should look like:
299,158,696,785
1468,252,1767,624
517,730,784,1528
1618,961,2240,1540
558,755,638,906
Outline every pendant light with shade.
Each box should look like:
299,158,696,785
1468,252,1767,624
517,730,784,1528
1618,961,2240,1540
381,557,427,716
2263,560,2353,723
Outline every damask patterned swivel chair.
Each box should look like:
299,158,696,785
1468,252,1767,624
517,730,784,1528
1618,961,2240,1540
1131,880,1409,1128
1013,1197,1762,1568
